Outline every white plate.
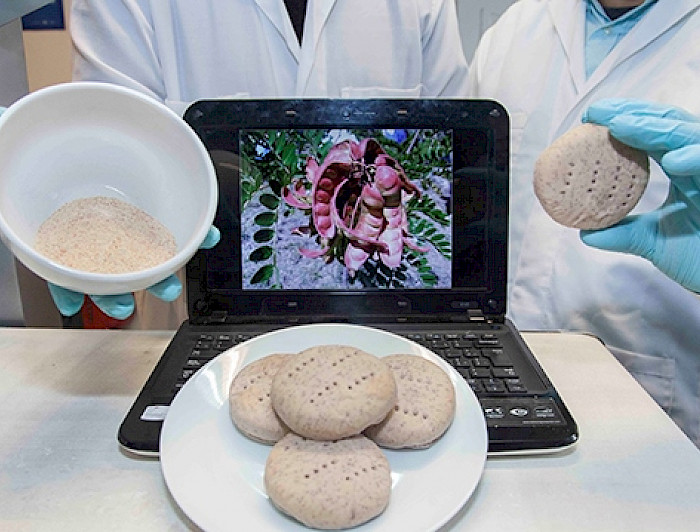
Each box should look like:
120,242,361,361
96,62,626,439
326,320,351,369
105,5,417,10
160,323,487,531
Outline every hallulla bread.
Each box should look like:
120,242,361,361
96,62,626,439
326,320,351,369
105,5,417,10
364,354,455,449
534,123,650,230
228,353,291,444
270,345,397,440
264,433,391,529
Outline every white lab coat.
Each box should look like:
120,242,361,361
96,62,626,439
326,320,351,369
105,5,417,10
68,0,469,329
71,0,469,114
468,0,700,446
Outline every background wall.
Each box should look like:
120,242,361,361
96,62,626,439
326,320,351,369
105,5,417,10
21,0,72,91
456,0,516,61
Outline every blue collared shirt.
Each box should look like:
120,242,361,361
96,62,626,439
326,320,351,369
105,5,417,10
585,0,658,78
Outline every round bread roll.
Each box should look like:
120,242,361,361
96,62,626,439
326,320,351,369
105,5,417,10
364,354,455,449
264,433,391,530
228,353,291,444
270,345,397,440
533,123,650,230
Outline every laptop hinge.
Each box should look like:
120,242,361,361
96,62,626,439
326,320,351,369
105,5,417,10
193,310,504,326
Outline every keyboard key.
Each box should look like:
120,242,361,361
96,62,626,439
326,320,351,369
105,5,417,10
452,340,474,349
492,367,518,378
443,348,464,359
214,339,233,351
476,338,501,347
190,348,218,361
431,340,451,349
467,378,484,393
457,367,472,379
506,379,527,393
180,368,197,380
469,367,491,379
483,349,514,367
482,378,507,393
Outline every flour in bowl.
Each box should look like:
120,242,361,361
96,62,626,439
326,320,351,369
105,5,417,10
35,196,176,273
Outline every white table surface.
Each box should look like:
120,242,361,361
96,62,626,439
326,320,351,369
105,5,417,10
1,327,699,531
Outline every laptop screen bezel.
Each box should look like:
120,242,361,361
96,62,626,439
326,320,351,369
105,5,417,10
183,99,509,323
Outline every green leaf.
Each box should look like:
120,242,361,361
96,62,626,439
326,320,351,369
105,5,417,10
249,246,273,262
421,275,437,287
251,264,274,284
281,145,298,167
253,229,274,243
274,134,286,152
254,212,276,227
259,193,280,210
241,181,254,198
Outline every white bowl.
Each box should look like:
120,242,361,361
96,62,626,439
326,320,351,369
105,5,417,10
0,82,218,295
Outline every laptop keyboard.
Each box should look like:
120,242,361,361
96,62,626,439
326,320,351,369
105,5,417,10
122,324,575,453
173,330,531,399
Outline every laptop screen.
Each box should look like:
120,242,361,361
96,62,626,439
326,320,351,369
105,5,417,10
183,99,509,321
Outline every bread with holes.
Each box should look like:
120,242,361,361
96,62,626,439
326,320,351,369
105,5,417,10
270,345,397,440
228,353,291,444
264,433,391,529
534,123,650,230
364,354,455,449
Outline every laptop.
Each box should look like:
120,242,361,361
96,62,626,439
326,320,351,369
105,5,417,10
118,98,578,455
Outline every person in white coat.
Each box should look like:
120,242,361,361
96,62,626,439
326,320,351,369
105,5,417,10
71,0,469,112
59,0,469,329
468,0,700,447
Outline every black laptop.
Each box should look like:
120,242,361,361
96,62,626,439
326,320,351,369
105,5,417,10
118,99,578,455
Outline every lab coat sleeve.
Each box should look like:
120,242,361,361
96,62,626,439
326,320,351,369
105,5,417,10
71,0,166,102
420,0,470,97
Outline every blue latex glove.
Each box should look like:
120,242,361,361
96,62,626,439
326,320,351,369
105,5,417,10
49,225,221,319
580,98,700,293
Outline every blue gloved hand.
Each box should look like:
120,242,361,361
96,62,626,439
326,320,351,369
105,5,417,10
580,98,700,293
49,225,221,319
